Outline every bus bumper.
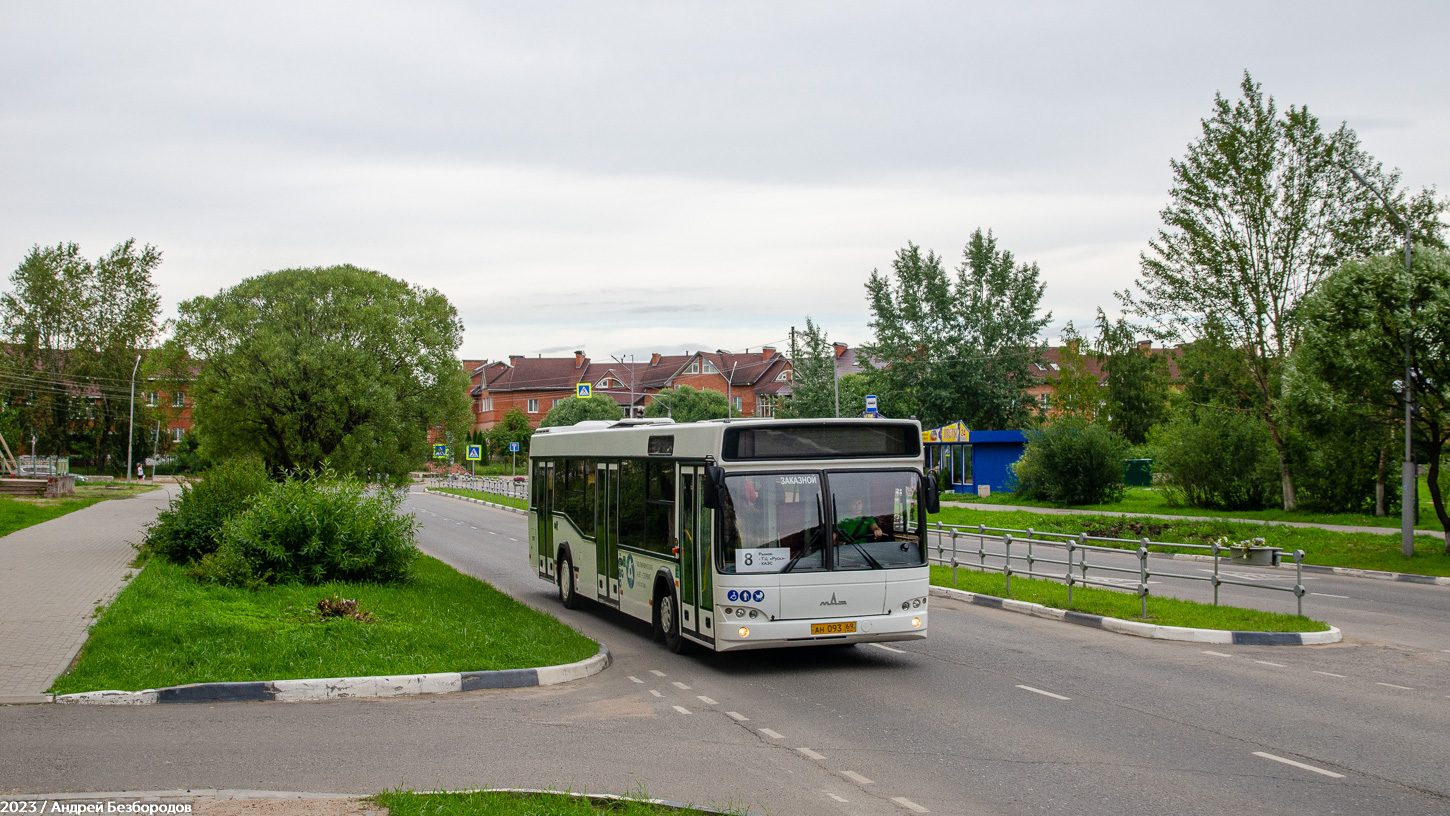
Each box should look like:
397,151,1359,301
710,610,928,652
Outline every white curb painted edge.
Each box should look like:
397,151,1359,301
421,487,526,515
929,586,1342,645
53,647,610,705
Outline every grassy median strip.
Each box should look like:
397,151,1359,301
930,506,1450,577
51,554,598,695
930,565,1329,632
374,790,750,816
430,486,526,510
0,483,159,538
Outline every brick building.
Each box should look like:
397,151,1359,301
469,348,793,431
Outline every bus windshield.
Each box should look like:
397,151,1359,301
718,471,925,573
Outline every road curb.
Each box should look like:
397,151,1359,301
929,586,1341,645
51,646,610,705
422,486,527,515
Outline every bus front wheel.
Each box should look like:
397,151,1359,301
558,550,583,610
655,584,686,654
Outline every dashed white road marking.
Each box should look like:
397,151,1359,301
825,792,848,803
1311,592,1349,598
1202,650,1233,658
1016,684,1070,701
508,537,518,542
697,696,717,705
840,770,873,785
797,747,826,760
1253,751,1345,778
487,531,497,535
892,796,930,813
1377,682,1414,690
726,711,748,721
869,643,906,654
1313,671,1346,678
628,676,643,683
759,728,784,739
673,705,691,715
650,670,667,677
672,681,692,690
649,690,664,698
1255,660,1285,667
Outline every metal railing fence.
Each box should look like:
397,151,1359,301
428,473,528,505
927,522,1308,617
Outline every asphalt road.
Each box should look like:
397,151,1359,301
3,491,1448,815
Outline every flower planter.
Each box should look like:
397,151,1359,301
1229,545,1282,567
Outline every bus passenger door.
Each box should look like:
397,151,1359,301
596,462,620,605
679,464,713,639
535,460,554,579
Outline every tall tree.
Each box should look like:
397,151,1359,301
1094,310,1171,445
487,408,534,460
644,384,730,423
780,317,838,419
1049,322,1100,421
540,393,625,427
864,230,1050,430
1121,71,1445,509
1294,247,1450,548
160,265,470,480
1,240,161,469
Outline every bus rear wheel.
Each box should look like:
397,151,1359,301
558,551,583,610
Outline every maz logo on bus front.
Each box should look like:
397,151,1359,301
820,593,847,607
777,475,818,485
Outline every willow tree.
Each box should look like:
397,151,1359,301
158,265,471,481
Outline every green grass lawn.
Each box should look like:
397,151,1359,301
928,507,1450,576
931,565,1328,632
374,791,751,816
928,505,1450,577
51,554,598,694
948,479,1447,532
0,482,158,538
431,485,526,510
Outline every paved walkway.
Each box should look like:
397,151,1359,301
0,485,173,704
942,499,1447,539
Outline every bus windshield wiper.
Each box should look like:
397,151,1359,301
850,542,883,570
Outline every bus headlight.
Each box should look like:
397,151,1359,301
738,626,750,638
911,617,922,628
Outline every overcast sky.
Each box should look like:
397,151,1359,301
3,1,1446,363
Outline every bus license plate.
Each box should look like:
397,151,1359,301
811,622,856,635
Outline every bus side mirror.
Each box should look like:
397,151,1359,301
924,473,941,514
702,465,725,510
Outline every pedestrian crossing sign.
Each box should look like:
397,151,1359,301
433,444,447,458
577,383,591,398
466,444,482,461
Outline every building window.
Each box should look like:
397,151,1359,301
687,361,700,374
758,395,777,418
145,392,157,407
702,360,719,374
171,427,184,443
480,397,492,412
527,398,539,413
552,399,562,409
775,371,790,381
173,391,185,408
732,396,743,413
1039,393,1050,410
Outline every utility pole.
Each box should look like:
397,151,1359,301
728,361,738,417
126,354,141,484
150,421,160,482
1348,166,1416,558
833,345,840,418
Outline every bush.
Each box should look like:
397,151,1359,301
193,470,417,586
142,459,272,564
1150,409,1281,510
1012,417,1128,505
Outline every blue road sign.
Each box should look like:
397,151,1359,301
509,442,520,453
465,444,482,461
432,444,447,458
577,383,591,398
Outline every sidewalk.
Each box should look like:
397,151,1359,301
943,499,1447,539
0,485,173,704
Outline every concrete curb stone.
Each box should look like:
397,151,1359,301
420,486,526,514
52,646,610,705
929,586,1342,645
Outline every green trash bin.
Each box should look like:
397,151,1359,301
1123,459,1152,488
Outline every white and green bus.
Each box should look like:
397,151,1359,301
528,417,939,652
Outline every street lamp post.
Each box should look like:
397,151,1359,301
1348,167,1416,557
728,361,738,417
126,353,141,485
